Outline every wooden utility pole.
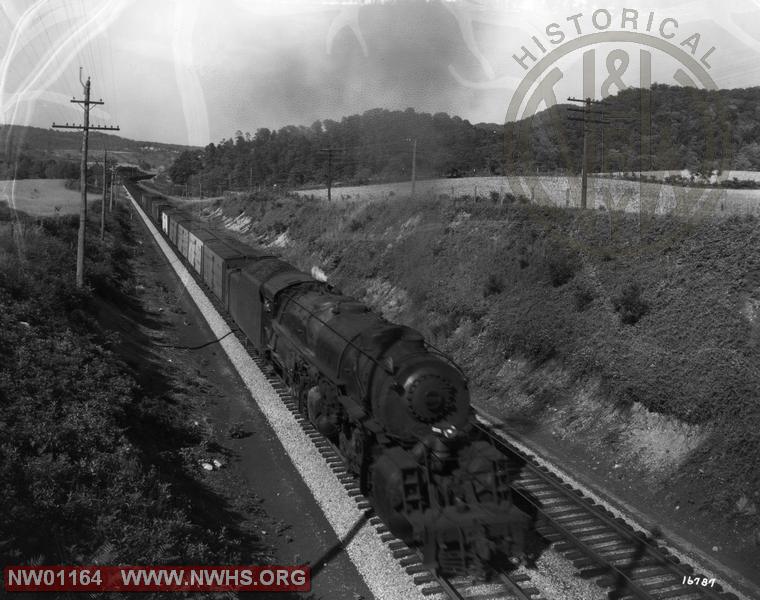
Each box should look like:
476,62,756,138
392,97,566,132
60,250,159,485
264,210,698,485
52,70,119,287
109,164,115,212
327,150,332,202
410,138,417,198
318,147,339,202
100,147,108,239
567,97,608,210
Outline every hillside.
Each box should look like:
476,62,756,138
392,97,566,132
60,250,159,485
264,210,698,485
166,85,760,194
0,124,197,176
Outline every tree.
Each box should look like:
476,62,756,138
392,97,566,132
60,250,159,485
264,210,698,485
168,150,202,184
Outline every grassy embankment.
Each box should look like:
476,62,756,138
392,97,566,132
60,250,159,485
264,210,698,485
207,188,760,555
0,201,271,569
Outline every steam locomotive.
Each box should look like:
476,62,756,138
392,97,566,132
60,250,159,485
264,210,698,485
126,182,535,576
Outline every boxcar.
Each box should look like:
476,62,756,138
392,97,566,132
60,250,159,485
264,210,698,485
186,225,218,275
175,219,195,260
166,210,191,247
152,201,171,223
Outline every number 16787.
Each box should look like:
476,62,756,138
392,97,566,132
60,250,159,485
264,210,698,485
683,576,716,587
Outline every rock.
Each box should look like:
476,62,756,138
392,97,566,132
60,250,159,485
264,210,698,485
712,546,719,552
200,462,214,471
736,495,757,515
212,459,224,469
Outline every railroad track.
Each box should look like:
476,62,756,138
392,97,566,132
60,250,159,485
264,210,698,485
475,417,739,600
436,571,543,600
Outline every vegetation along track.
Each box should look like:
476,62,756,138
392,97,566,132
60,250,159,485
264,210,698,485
475,418,738,600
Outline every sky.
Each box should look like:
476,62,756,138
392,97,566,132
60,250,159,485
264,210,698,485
3,0,760,147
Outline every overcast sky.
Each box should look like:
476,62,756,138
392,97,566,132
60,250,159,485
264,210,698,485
3,0,760,146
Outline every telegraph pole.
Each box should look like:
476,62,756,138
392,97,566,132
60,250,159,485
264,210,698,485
100,147,108,239
318,147,339,202
567,97,608,210
109,164,115,212
410,138,417,198
52,70,119,287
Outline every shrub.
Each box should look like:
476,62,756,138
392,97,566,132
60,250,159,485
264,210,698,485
573,285,595,311
483,273,504,297
270,220,287,234
546,245,580,287
612,282,649,324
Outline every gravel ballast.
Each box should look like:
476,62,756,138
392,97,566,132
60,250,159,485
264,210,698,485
128,192,429,600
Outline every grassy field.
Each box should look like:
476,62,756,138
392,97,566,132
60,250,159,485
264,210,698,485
296,175,760,219
0,179,84,216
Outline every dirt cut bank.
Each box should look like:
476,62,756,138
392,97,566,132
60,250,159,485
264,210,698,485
205,188,760,586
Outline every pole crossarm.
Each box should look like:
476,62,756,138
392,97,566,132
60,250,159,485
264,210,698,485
52,123,120,131
567,96,607,104
567,116,610,125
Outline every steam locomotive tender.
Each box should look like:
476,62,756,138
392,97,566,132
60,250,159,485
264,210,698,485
129,183,534,576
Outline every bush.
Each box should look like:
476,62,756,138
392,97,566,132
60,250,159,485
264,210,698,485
546,245,580,287
483,273,504,297
612,282,649,324
573,285,595,311
270,220,287,234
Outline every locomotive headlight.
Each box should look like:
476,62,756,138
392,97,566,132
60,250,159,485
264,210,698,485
404,373,457,424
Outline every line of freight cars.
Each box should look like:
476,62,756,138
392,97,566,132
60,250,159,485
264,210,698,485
124,181,537,577
128,185,273,305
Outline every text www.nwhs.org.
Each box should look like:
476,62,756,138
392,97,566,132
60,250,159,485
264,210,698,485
4,565,310,592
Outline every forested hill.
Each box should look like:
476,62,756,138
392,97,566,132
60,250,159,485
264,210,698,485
168,84,760,191
0,125,194,178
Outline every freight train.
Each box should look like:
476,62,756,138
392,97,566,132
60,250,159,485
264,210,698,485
125,181,536,576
